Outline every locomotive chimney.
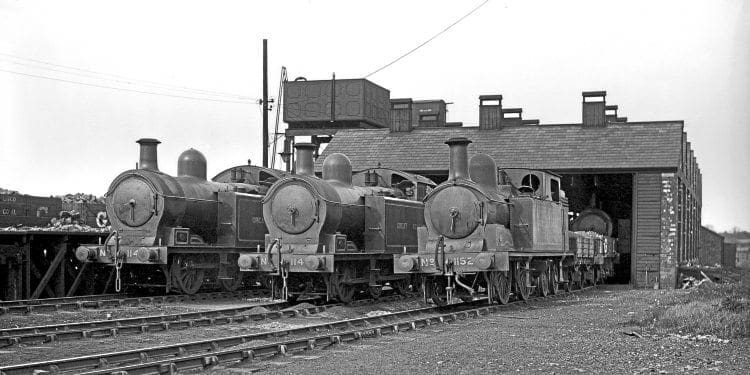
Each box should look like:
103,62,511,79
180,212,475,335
322,153,353,185
294,143,316,176
445,137,472,181
177,148,207,180
469,154,498,190
136,138,161,171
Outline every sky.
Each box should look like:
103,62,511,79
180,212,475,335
0,0,748,232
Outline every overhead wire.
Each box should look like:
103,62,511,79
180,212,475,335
364,0,490,78
0,67,255,104
0,52,255,100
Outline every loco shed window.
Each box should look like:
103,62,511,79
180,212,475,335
550,178,560,202
520,174,540,193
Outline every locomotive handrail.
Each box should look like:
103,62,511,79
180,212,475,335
155,193,218,203
423,179,510,206
261,176,364,208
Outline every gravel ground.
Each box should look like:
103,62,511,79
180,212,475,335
210,285,750,374
0,297,274,330
0,297,424,367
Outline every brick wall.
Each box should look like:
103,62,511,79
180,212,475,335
660,173,678,288
698,226,723,266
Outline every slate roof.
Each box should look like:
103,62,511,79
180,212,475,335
315,121,684,173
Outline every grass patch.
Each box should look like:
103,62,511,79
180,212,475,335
629,282,750,338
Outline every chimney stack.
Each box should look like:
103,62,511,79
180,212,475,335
390,98,413,132
605,105,618,123
136,138,161,171
479,95,502,130
582,91,607,127
445,137,472,181
294,143,316,176
501,108,523,126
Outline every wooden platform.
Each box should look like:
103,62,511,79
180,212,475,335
0,229,110,300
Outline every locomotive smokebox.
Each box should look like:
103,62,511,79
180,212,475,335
137,138,161,171
294,143,317,176
469,154,497,190
445,137,472,181
322,153,352,185
178,148,207,180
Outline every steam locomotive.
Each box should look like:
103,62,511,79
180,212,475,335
237,143,436,302
394,137,617,305
76,139,286,294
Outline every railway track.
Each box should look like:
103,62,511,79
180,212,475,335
0,287,594,375
0,294,406,347
0,289,268,315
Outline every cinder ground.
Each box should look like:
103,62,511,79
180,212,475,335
214,285,750,374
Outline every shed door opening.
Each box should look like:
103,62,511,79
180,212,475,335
562,173,633,284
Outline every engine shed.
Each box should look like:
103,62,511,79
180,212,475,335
302,89,701,289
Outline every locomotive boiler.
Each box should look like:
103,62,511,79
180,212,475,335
238,143,435,302
395,137,613,305
76,138,285,294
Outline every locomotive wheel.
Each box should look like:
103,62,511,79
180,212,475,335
536,270,550,297
219,264,243,292
170,256,205,294
337,282,356,303
484,271,510,305
549,264,560,295
515,269,532,301
426,278,448,306
331,273,356,303
368,285,383,299
574,270,583,290
391,278,411,296
564,271,573,292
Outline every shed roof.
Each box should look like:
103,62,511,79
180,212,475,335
316,121,684,173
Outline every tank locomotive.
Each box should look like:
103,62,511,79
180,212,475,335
237,144,435,302
394,137,616,305
76,139,285,294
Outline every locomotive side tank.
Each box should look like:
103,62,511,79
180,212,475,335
76,138,285,294
239,143,433,302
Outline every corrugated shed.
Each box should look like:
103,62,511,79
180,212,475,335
316,121,684,172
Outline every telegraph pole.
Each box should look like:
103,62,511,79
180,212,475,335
262,39,269,167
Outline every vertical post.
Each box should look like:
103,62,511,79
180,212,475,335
56,242,66,297
331,72,336,122
24,237,31,299
262,39,269,167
